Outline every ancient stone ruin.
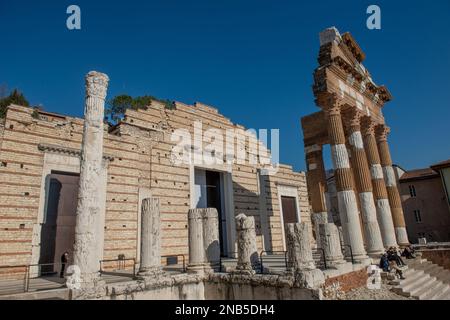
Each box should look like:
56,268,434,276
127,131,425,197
0,27,412,300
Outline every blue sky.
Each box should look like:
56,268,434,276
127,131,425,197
1,0,449,172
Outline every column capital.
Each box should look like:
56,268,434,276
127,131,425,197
375,124,391,142
360,116,376,136
343,108,364,133
319,93,344,116
85,71,109,100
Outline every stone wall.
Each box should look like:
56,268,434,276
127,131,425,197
323,268,368,293
0,103,310,269
419,249,450,271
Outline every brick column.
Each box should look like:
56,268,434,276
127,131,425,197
344,110,384,255
361,119,397,248
375,125,409,246
323,96,368,262
305,144,331,247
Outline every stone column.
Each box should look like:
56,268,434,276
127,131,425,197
138,198,162,276
285,222,325,289
203,208,220,271
344,110,384,255
375,125,409,246
187,208,206,273
73,71,109,287
235,213,258,274
319,223,346,267
323,96,368,263
285,223,315,271
305,144,331,247
361,119,397,248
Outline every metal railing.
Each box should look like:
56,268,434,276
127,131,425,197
259,250,288,274
99,258,136,277
161,254,187,273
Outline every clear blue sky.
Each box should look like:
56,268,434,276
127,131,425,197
1,0,449,172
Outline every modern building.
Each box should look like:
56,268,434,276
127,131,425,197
395,160,450,244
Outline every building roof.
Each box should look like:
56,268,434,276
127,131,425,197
399,168,439,182
431,159,450,171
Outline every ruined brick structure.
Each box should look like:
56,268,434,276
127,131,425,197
301,27,409,258
0,97,310,270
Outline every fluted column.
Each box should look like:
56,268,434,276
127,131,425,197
375,125,409,246
286,223,316,271
319,223,346,267
344,110,384,255
187,209,206,273
323,96,368,262
305,144,331,247
361,119,397,248
73,71,109,287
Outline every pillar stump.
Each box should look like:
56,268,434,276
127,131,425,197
234,214,258,274
285,222,325,289
187,209,207,274
73,71,109,288
203,208,220,271
319,223,346,268
138,198,162,276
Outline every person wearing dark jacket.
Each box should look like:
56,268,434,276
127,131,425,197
60,251,69,278
379,253,390,272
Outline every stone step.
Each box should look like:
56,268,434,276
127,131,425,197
393,273,431,296
411,277,439,299
421,281,449,300
434,285,450,300
402,274,435,295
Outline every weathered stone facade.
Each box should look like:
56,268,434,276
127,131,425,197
0,98,310,269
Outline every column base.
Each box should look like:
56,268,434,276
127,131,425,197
187,263,208,274
138,266,163,278
395,227,409,247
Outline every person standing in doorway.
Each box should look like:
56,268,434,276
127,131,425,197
60,251,69,278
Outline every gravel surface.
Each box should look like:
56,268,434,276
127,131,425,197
342,284,413,300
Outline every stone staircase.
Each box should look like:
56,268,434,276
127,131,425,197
390,258,450,300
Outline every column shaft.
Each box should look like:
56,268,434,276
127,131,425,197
345,112,384,255
73,71,109,287
362,121,397,248
325,100,367,262
376,125,409,246
139,198,162,275
235,214,258,274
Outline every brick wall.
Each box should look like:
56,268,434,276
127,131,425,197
0,102,311,268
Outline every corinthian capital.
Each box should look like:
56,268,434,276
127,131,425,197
360,116,376,136
375,124,390,142
319,93,344,116
343,108,364,132
85,71,109,100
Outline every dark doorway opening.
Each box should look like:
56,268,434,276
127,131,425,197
281,196,298,225
38,172,79,275
194,169,228,256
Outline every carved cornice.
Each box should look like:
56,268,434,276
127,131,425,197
38,143,114,161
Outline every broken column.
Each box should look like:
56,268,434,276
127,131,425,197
285,222,325,288
319,223,346,268
138,198,162,276
285,223,315,271
203,208,220,271
73,71,109,288
234,213,258,274
187,208,206,273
